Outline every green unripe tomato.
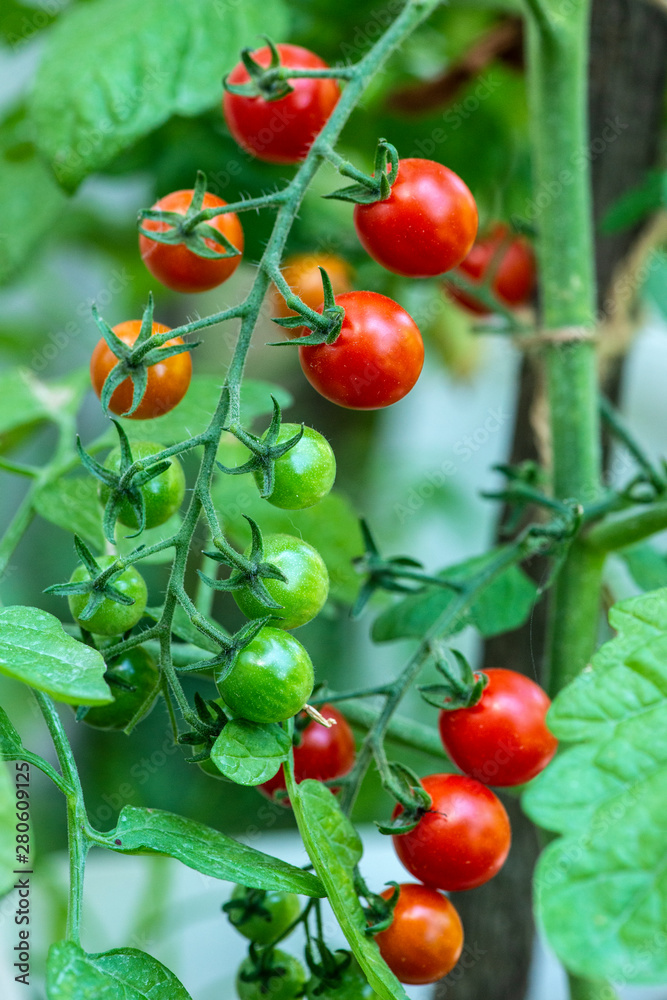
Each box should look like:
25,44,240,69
306,960,381,998
257,424,336,510
228,886,301,945
68,556,147,636
233,533,329,629
81,647,159,730
218,626,314,724
99,441,186,530
236,950,307,1000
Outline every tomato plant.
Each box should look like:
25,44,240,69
374,883,463,985
225,886,301,945
139,189,244,293
299,291,424,409
236,949,307,1000
218,626,314,724
392,773,511,891
259,703,355,804
257,424,336,509
438,668,558,786
67,556,148,637
271,253,352,327
444,223,536,315
80,648,159,730
99,441,186,530
353,158,478,277
90,320,192,419
233,533,329,629
223,43,340,164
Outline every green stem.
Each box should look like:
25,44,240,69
0,483,37,580
585,501,667,552
525,1,602,692
568,975,620,1000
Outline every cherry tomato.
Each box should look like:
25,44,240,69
392,773,511,892
438,668,557,786
90,320,192,420
99,441,186,530
80,648,159,730
375,883,463,985
218,626,314,724
233,533,329,629
139,189,244,293
67,556,147,637
236,949,307,1000
271,252,352,331
224,44,340,164
227,886,300,945
353,158,478,277
259,703,355,805
299,291,424,409
444,223,536,315
257,423,336,510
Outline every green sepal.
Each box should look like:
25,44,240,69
324,139,399,205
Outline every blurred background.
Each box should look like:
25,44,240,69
1,0,666,997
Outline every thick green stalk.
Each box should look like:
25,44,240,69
525,2,603,693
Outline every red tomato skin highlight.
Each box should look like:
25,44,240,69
392,773,511,892
90,320,192,420
259,704,355,805
139,189,244,293
298,291,424,410
353,158,478,277
375,883,464,985
438,668,558,786
223,44,340,164
445,223,536,315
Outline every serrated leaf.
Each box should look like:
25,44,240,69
0,607,111,705
108,805,324,897
34,476,105,551
30,0,289,190
211,719,291,785
372,549,537,642
46,941,192,999
523,588,667,984
0,761,14,898
291,780,407,1000
0,108,67,285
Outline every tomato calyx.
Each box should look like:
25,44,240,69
356,874,400,936
224,37,296,101
78,421,172,543
199,514,288,614
238,943,297,991
376,762,432,836
304,941,352,992
137,171,242,261
325,137,399,205
218,396,305,498
93,296,199,418
418,646,489,711
352,519,462,618
270,266,345,346
223,886,279,929
178,693,229,760
44,536,138,624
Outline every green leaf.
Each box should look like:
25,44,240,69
0,705,23,757
34,476,105,551
211,719,291,785
290,781,407,1000
523,588,667,984
47,941,192,999
600,171,666,233
0,368,87,441
643,249,667,321
30,0,289,190
0,761,15,898
108,806,324,897
0,107,67,285
372,550,537,642
109,377,291,447
0,607,111,705
621,544,667,593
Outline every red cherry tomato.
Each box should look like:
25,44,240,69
438,668,557,786
392,773,511,892
298,291,424,409
90,320,192,419
375,883,463,985
259,704,355,806
223,44,340,164
139,189,244,293
353,158,478,277
444,223,536,315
